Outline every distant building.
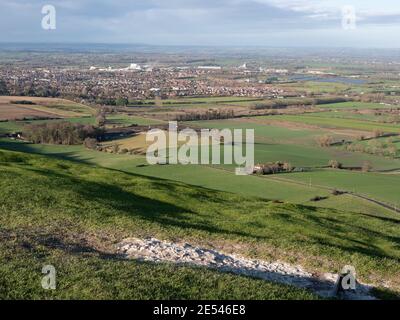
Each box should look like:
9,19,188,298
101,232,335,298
126,63,141,71
197,66,222,70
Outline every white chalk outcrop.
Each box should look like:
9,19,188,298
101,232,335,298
117,237,376,300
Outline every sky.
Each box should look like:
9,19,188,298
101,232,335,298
1,0,400,47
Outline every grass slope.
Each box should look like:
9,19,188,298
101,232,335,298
0,138,397,216
0,149,399,299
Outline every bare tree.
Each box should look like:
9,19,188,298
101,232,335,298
83,137,98,150
328,160,342,169
362,161,373,172
317,135,333,147
372,129,384,138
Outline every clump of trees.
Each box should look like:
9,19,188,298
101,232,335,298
95,108,107,127
116,97,129,106
23,122,104,145
388,114,400,124
362,161,373,172
356,134,365,141
316,135,333,147
10,100,36,105
359,93,385,103
175,109,235,121
111,144,120,154
4,80,60,97
252,97,349,110
83,137,98,150
373,129,384,138
253,162,294,175
328,160,342,169
332,189,346,196
346,138,398,158
0,79,9,95
310,195,329,202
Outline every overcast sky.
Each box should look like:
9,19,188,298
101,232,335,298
1,0,400,47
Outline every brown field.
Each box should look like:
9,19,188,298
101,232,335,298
0,96,95,120
0,104,56,121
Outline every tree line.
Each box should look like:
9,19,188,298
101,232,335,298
175,109,235,121
23,122,104,145
252,97,349,110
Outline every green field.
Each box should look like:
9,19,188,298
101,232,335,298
189,119,400,171
2,95,400,299
2,108,399,215
40,102,94,115
189,120,327,145
106,114,166,126
257,114,400,133
0,117,96,135
0,121,22,134
306,111,394,123
319,101,397,109
1,149,400,298
0,138,398,217
282,170,400,206
4,51,400,301
281,81,352,94
0,139,329,203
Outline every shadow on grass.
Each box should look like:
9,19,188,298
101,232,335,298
0,139,96,165
371,287,400,300
2,138,400,265
359,213,400,224
21,164,269,240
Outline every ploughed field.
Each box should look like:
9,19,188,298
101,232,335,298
0,96,95,121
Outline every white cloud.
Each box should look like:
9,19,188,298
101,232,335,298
1,0,400,46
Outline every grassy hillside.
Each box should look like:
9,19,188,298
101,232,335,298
0,138,397,216
2,243,317,300
0,149,400,299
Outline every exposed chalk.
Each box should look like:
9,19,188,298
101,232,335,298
117,237,376,300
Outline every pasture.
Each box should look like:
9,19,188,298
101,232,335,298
256,114,400,134
305,111,395,123
189,119,400,171
318,101,397,110
282,170,400,207
106,114,166,126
